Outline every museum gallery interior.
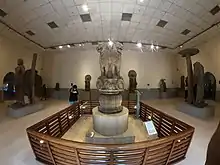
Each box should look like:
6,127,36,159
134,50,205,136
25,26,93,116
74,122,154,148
1,0,220,165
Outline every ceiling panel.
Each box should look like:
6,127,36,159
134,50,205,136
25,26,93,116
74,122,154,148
0,0,219,49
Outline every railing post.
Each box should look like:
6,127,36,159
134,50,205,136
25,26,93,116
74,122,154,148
46,141,56,165
166,140,176,165
110,150,114,165
142,148,149,164
74,148,81,165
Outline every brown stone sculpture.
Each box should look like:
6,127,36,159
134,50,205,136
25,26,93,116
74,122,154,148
205,121,220,165
15,58,25,105
85,75,92,91
179,48,199,104
128,70,137,93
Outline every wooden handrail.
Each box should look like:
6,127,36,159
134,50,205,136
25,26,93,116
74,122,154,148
26,100,194,165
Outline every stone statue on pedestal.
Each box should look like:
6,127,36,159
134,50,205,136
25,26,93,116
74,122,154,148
85,75,91,91
15,58,25,105
96,42,124,114
128,70,137,93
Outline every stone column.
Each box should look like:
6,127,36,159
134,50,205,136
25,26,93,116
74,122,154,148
185,54,194,104
179,48,200,104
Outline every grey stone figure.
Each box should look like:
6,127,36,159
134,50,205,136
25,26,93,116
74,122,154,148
96,42,124,114
85,75,92,91
15,58,25,105
128,70,137,93
193,62,206,107
159,79,167,92
96,42,124,92
180,76,185,90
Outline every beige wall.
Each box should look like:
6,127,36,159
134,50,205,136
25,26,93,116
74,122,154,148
42,48,179,89
177,35,220,89
0,36,43,86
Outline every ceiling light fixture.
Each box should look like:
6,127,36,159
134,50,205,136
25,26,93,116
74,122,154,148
79,44,82,47
59,46,63,49
108,39,114,47
180,45,183,48
82,4,89,12
67,45,71,48
136,42,142,48
140,0,144,2
156,45,160,50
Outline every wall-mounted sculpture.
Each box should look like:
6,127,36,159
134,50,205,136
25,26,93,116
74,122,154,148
85,75,92,91
128,70,137,93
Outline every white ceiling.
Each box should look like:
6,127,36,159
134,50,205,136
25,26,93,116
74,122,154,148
0,0,220,49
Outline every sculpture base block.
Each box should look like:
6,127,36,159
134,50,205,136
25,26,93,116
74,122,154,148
93,107,128,136
85,127,135,144
177,102,215,119
8,103,44,118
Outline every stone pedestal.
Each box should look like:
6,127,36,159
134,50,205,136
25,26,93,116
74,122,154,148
177,102,215,119
85,127,135,144
93,107,128,136
8,103,44,118
99,94,122,114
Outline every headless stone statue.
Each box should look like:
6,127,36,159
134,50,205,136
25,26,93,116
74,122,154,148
15,59,25,105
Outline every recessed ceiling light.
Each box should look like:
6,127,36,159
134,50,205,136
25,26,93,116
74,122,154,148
140,0,144,2
79,44,82,47
108,39,113,46
136,42,142,48
59,46,63,49
150,44,154,49
180,45,183,48
82,4,89,12
67,45,71,48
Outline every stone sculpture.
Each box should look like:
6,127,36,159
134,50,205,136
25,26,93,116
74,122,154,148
23,70,42,98
193,62,206,107
96,42,124,93
15,58,26,105
180,76,185,90
128,70,137,93
96,41,124,114
159,79,167,92
85,75,91,91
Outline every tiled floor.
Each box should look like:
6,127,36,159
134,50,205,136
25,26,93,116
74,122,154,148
0,99,219,165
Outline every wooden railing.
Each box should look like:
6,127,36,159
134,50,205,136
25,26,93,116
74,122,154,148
26,100,194,165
